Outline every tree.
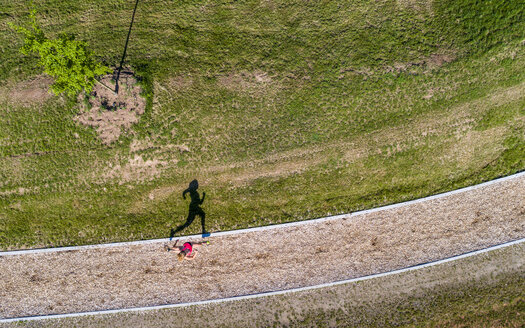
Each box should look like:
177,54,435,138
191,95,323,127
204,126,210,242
9,8,111,97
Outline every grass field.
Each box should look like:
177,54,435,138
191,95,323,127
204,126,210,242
0,0,524,249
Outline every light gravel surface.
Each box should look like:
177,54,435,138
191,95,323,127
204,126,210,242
6,241,521,328
1,174,524,319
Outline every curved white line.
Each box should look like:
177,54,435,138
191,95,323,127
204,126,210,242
1,171,523,257
1,237,524,323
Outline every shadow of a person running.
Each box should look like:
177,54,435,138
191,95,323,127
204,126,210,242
170,179,209,239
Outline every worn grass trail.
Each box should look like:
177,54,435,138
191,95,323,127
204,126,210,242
1,172,523,319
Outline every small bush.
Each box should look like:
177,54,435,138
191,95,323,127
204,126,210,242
8,8,111,97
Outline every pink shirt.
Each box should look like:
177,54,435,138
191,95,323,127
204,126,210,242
181,242,192,255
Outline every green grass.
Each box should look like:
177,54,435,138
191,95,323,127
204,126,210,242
0,0,524,249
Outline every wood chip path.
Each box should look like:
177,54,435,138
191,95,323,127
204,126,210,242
1,174,524,319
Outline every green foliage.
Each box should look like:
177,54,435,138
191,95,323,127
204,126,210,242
435,0,525,53
8,9,110,96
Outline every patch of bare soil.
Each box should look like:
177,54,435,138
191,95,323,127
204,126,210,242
0,174,523,319
74,70,146,144
0,75,53,107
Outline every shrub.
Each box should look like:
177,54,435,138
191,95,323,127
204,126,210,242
9,8,111,97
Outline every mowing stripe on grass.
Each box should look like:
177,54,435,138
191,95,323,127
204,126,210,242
1,237,524,323
1,171,523,257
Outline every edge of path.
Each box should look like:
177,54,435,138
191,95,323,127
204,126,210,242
2,170,524,257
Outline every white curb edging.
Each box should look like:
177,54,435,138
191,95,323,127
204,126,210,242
1,237,524,323
1,171,523,257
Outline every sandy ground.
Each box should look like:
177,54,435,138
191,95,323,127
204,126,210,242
0,175,524,319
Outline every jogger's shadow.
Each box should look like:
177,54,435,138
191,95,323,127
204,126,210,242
170,179,209,239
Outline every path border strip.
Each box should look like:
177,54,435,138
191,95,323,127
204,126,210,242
2,237,524,323
1,171,523,257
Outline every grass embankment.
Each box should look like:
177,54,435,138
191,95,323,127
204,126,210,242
0,0,524,249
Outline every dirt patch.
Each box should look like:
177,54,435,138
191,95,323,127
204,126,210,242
428,53,455,67
129,182,187,214
0,75,53,107
88,141,188,187
74,70,146,145
343,145,369,163
163,144,190,153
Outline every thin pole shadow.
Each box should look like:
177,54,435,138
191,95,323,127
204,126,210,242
170,179,209,239
115,0,140,94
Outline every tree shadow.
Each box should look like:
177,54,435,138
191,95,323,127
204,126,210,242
114,0,140,93
170,179,209,239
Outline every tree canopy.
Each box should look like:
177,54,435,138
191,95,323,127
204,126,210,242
9,9,110,97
